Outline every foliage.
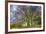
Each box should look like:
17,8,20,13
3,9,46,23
10,6,41,29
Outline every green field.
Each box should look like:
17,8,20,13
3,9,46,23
10,16,41,29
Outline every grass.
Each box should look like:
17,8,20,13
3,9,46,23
10,15,41,29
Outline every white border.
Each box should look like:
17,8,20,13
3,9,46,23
8,2,43,32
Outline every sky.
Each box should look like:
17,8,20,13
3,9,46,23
10,5,40,23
